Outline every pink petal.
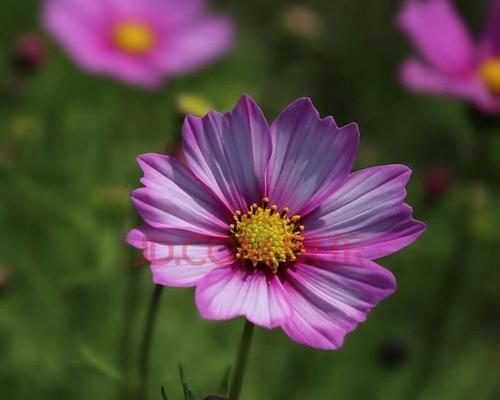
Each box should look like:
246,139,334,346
127,226,234,287
304,165,425,260
282,259,396,350
94,53,166,89
131,154,231,237
43,0,107,70
154,16,234,74
44,0,105,22
397,0,476,76
182,95,272,212
195,266,293,329
107,0,206,28
400,58,500,113
266,98,359,216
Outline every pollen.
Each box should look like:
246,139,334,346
230,198,305,273
479,58,500,95
112,21,155,55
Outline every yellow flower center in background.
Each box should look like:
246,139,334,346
112,22,155,55
479,59,500,95
230,198,305,273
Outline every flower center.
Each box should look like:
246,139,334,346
230,198,305,273
112,21,155,55
479,58,500,95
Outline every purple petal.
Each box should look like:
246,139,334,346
182,95,272,212
282,259,396,350
195,266,293,329
397,0,476,76
400,58,500,112
127,226,234,287
131,154,231,237
266,98,359,216
481,0,500,57
304,165,425,260
154,16,234,74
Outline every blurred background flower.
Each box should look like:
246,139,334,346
398,0,500,113
43,0,234,89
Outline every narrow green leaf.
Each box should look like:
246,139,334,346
178,364,196,400
161,386,169,400
78,344,122,382
217,366,231,396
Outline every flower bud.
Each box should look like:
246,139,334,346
176,93,213,118
12,33,47,73
0,266,10,295
377,335,409,369
423,164,453,200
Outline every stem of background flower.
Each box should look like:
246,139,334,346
137,284,164,400
228,320,255,400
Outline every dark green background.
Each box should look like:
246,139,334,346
1,0,499,399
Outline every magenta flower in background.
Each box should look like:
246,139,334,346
398,0,500,112
43,0,234,89
127,95,425,350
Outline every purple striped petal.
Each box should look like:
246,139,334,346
131,154,231,237
195,266,293,329
282,259,396,350
127,226,233,287
182,95,272,212
304,165,425,260
266,98,359,216
397,0,476,76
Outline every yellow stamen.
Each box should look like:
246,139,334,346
112,21,155,55
230,201,305,273
479,58,500,94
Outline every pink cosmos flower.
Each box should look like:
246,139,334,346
127,95,425,350
43,0,234,89
398,0,500,112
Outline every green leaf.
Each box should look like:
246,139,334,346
217,367,231,396
161,386,169,400
78,344,122,382
179,364,196,400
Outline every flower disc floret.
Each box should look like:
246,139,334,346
112,21,155,55
479,59,500,95
230,198,305,273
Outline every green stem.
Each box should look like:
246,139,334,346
115,256,143,400
137,284,164,400
229,320,255,400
